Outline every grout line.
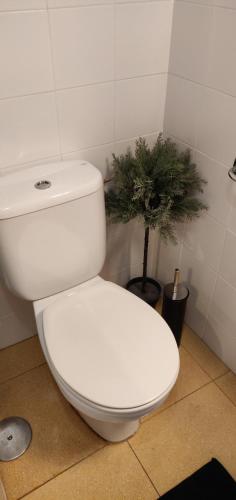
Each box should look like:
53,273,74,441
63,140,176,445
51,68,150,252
0,362,47,388
213,379,236,407
0,8,47,14
176,0,236,12
0,131,158,173
61,131,159,158
214,371,231,382
169,71,236,103
46,8,62,159
180,345,214,380
18,443,108,500
142,379,213,424
180,342,229,382
0,334,37,352
0,72,166,103
47,0,171,9
0,153,61,174
168,133,232,171
127,441,161,497
0,0,171,12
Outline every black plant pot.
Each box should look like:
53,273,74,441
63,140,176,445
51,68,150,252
126,277,161,308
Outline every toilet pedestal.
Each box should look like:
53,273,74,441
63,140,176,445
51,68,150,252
78,411,140,442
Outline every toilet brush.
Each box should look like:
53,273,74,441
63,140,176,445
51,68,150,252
162,269,189,347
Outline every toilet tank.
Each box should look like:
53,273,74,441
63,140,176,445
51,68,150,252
0,160,106,301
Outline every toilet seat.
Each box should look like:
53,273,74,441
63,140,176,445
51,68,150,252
43,280,179,412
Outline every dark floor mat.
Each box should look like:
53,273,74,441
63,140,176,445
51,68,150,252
160,458,236,499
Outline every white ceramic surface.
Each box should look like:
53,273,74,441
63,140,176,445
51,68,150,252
49,6,114,88
0,160,102,219
56,83,114,153
115,75,167,141
43,280,179,409
0,161,106,300
34,278,179,441
170,2,211,85
0,11,53,99
164,75,200,147
0,0,173,349
162,0,236,373
115,1,172,79
0,93,59,169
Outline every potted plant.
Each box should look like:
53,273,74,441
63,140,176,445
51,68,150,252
105,134,207,307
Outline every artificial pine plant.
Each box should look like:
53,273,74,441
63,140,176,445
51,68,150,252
105,134,207,303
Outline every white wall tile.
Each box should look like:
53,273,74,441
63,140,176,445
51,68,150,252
196,87,236,167
115,1,172,79
102,221,133,280
228,187,236,235
56,83,114,153
0,154,61,177
0,309,37,350
180,245,217,309
184,213,225,271
185,298,208,339
62,143,114,179
219,230,236,289
176,0,236,9
191,150,232,226
169,2,211,85
114,133,159,158
207,7,236,96
0,93,59,169
157,239,182,285
0,285,25,319
49,6,114,89
101,266,131,288
180,245,217,335
115,75,166,141
48,0,112,7
164,75,201,146
163,0,236,372
0,11,53,99
0,0,46,10
205,277,236,372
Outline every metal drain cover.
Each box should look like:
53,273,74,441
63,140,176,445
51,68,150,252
0,417,32,461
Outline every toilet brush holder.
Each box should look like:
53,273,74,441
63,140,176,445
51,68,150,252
161,269,189,347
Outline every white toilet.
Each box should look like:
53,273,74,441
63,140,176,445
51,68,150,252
0,160,179,442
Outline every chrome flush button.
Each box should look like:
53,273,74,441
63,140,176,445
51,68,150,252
34,180,51,190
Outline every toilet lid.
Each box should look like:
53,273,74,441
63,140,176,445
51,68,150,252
43,281,179,410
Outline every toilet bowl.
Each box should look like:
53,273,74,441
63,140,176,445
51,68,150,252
0,159,180,442
34,276,179,442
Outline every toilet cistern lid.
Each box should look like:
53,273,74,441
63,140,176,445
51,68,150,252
43,281,180,410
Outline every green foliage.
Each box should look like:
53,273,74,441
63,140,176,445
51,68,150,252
105,134,207,242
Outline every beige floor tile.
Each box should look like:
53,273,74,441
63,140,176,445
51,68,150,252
0,479,7,500
143,346,210,422
216,371,236,406
130,383,236,495
182,324,228,379
0,365,104,500
0,336,45,385
23,442,158,500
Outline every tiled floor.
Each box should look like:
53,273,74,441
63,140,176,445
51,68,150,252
0,323,235,500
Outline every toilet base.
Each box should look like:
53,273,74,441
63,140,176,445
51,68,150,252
79,411,140,442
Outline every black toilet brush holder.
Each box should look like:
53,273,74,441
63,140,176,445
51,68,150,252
162,269,189,347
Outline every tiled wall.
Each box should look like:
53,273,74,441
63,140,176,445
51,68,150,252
0,0,173,348
159,0,236,372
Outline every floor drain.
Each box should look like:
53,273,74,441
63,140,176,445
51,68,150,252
0,417,32,461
